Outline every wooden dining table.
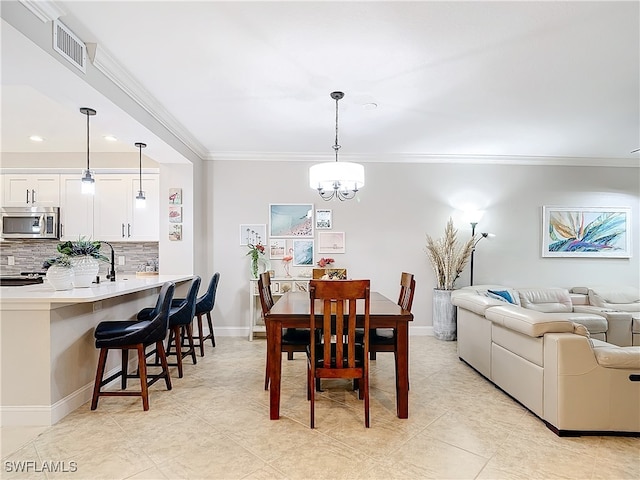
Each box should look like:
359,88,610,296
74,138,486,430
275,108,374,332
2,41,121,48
265,290,414,420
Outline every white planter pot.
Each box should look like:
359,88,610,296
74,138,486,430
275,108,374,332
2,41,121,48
432,288,457,341
71,256,100,288
46,265,74,291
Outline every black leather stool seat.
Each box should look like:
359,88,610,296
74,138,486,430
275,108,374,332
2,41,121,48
94,320,152,341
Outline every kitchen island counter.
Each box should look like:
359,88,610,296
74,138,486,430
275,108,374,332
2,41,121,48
0,274,192,305
0,274,193,426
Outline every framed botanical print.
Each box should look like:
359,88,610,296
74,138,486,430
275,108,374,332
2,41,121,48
542,206,631,258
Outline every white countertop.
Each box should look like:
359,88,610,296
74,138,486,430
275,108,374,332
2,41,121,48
0,274,193,304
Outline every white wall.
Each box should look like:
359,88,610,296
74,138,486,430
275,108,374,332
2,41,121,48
210,160,640,336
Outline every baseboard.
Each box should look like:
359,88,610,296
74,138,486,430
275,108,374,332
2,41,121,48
1,362,133,427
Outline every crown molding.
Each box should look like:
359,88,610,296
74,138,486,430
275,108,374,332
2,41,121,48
18,0,64,23
206,151,640,167
87,43,209,160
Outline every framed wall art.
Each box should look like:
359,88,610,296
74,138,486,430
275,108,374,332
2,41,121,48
292,239,314,266
269,204,313,237
317,231,346,254
542,206,631,258
315,209,332,229
169,206,182,223
269,238,286,259
168,188,182,205
239,224,266,246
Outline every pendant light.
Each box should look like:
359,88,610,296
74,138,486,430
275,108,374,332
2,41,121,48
79,107,96,194
309,91,365,201
135,142,147,208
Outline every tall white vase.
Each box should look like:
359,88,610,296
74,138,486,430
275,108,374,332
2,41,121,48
71,256,100,288
46,265,74,291
432,288,457,341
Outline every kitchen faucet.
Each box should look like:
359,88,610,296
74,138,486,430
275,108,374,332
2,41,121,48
101,241,116,282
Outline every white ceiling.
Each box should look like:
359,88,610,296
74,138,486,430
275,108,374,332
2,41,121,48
2,1,639,164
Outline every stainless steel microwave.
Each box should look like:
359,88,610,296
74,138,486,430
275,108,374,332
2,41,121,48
0,207,60,239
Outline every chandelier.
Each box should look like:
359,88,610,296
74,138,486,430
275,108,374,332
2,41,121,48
309,91,365,201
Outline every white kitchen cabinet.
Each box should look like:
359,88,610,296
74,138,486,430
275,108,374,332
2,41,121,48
59,174,94,240
2,174,60,206
93,174,159,242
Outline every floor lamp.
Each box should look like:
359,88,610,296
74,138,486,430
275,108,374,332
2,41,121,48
470,222,490,286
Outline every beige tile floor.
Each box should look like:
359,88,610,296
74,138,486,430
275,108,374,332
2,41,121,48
2,336,638,479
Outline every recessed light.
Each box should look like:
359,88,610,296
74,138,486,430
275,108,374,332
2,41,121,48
104,135,118,142
29,135,44,142
363,103,378,110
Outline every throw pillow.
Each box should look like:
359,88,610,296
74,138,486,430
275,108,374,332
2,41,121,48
487,289,517,304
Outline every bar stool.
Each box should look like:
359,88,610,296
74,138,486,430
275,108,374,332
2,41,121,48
90,281,175,411
138,276,201,378
171,273,220,356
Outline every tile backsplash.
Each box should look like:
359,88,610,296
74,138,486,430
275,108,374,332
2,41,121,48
0,239,159,277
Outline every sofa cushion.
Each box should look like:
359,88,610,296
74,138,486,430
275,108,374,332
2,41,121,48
518,287,573,313
588,286,640,312
590,340,640,369
633,314,640,334
566,314,608,334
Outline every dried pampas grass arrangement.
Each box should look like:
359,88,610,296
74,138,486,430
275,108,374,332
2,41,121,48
425,218,475,290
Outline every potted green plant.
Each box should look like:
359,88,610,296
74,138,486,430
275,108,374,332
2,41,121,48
56,237,109,287
425,218,475,340
42,255,74,290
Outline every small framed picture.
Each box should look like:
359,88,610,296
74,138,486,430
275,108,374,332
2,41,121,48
169,207,182,223
317,231,345,254
269,239,286,259
292,239,314,266
240,224,266,246
272,281,280,293
315,209,332,229
169,224,182,241
169,188,182,205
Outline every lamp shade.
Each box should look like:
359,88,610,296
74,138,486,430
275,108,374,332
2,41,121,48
309,161,365,192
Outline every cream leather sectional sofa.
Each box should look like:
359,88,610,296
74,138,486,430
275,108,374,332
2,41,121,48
451,285,640,435
570,286,640,346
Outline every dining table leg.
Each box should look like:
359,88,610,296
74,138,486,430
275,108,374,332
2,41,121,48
267,318,283,420
395,321,409,418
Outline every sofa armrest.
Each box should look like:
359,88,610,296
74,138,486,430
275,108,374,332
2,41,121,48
485,305,575,337
574,306,633,347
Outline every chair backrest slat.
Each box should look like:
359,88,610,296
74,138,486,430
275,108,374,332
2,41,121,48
310,279,370,370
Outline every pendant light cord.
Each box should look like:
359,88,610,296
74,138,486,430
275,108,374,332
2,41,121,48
333,95,340,162
139,144,142,186
86,111,90,171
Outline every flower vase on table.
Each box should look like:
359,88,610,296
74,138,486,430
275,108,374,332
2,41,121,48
43,255,74,291
247,243,269,279
53,237,109,288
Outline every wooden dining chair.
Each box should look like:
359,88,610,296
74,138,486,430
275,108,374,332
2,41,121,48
259,272,310,390
307,279,371,428
369,272,415,360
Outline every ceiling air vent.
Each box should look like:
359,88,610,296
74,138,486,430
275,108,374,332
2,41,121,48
53,19,86,73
